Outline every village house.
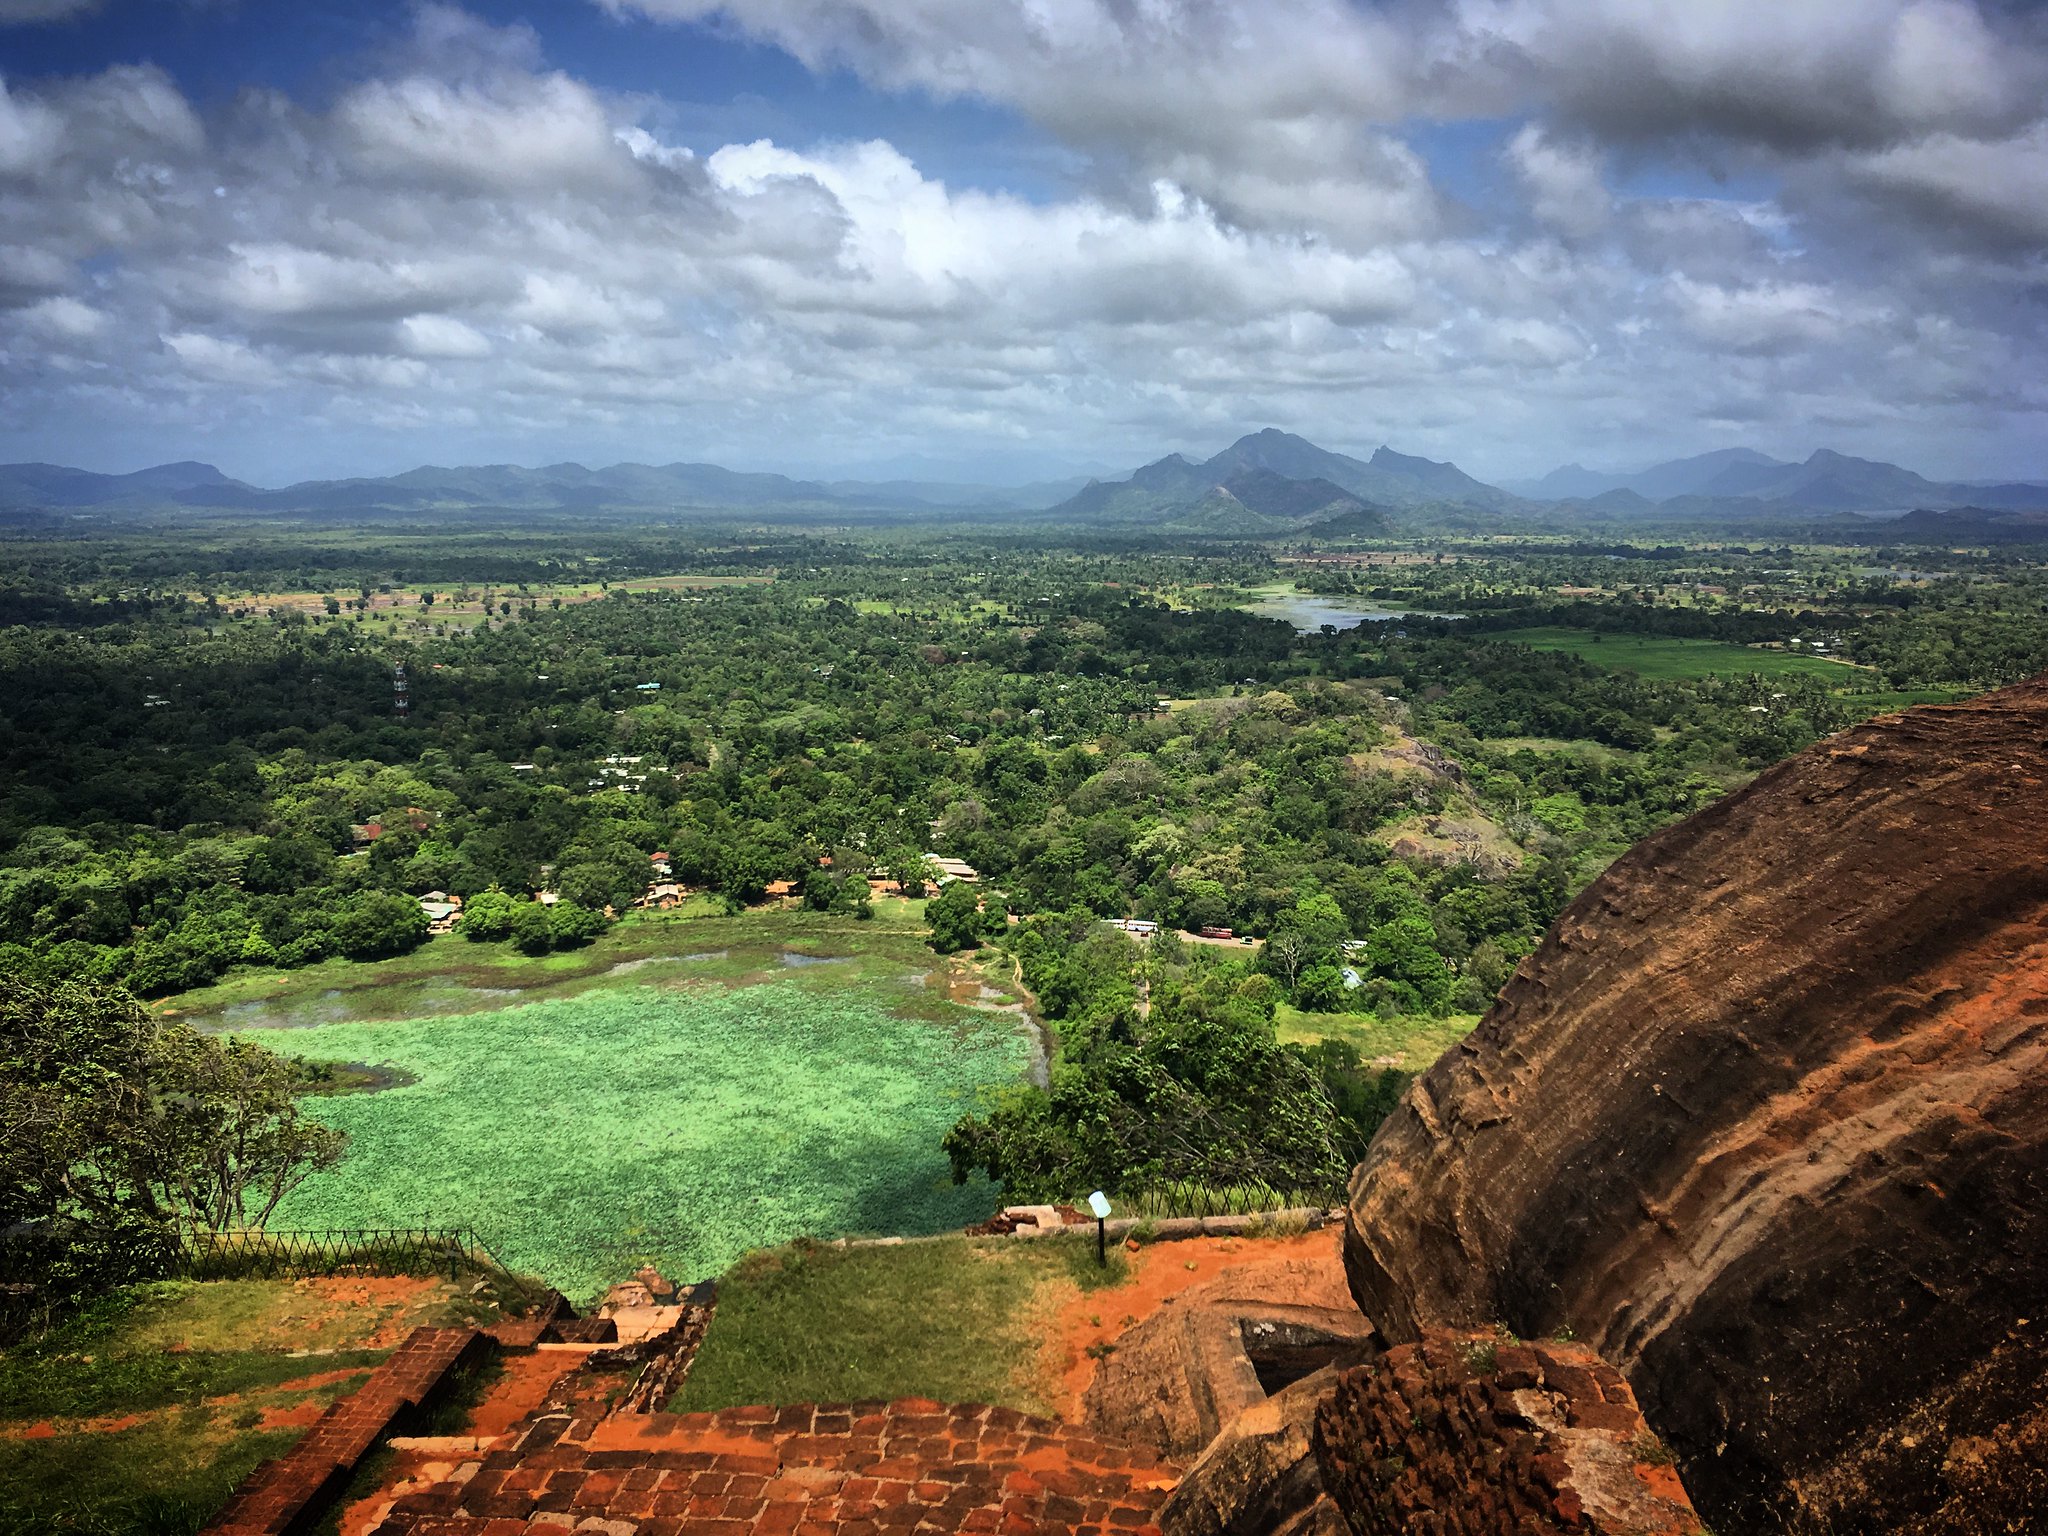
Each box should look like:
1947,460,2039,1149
417,891,462,934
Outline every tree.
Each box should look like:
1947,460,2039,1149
462,888,520,942
549,900,606,947
1,977,346,1310
1263,892,1350,994
927,882,999,953
1295,962,1347,1013
331,891,429,960
1363,913,1455,1015
509,901,555,955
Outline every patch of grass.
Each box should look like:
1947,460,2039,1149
162,906,933,1030
1273,1005,1480,1072
1491,627,1857,681
1834,687,1973,714
0,1339,385,1423
0,1415,301,1536
231,972,1034,1300
674,1236,1125,1415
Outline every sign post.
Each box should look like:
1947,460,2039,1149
1088,1190,1112,1267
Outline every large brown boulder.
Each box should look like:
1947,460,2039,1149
1345,678,2048,1533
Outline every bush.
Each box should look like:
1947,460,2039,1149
461,888,520,943
330,891,429,960
509,901,555,955
549,900,606,948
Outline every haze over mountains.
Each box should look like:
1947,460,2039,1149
3,432,2045,530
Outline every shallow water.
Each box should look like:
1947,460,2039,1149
1247,593,1464,633
779,950,851,967
601,952,726,977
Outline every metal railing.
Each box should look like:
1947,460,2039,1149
176,1224,535,1294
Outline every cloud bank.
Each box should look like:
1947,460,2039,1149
1,0,2043,481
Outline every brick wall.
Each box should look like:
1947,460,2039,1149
203,1326,490,1535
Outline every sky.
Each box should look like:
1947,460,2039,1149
0,0,2044,487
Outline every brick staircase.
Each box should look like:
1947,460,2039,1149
205,1327,491,1535
367,1397,1179,1534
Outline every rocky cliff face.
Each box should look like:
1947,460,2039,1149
1344,678,2048,1533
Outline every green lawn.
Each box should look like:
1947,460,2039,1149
0,1417,302,1536
0,1282,436,1536
1273,1005,1480,1072
1491,627,1860,681
224,923,1037,1299
673,1235,1126,1417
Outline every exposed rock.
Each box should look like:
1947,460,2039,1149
1087,1246,1376,1458
1157,1366,1350,1536
1344,679,2048,1532
1313,1333,1703,1536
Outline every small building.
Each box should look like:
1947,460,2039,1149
649,851,673,878
928,855,979,884
418,894,461,934
639,881,687,911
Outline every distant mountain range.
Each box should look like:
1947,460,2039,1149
0,458,1088,516
1516,447,2048,513
4,433,2044,534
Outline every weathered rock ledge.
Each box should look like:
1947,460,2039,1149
1345,676,2048,1532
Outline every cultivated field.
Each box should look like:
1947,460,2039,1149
1490,626,1859,681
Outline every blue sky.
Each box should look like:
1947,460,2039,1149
2,0,2043,486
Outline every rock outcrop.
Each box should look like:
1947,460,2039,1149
1314,1333,1702,1536
1345,678,2048,1532
1086,1245,1376,1458
1158,1335,1704,1536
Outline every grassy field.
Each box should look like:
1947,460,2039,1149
1491,627,1862,680
1490,626,1878,681
674,1236,1126,1417
214,912,1038,1299
1273,1004,1481,1072
160,899,933,1029
0,1277,487,1536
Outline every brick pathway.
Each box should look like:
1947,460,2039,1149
367,1397,1179,1534
205,1327,488,1535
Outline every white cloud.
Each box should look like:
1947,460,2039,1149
0,77,62,177
1843,123,2048,248
0,4,2041,481
18,294,107,338
1506,125,1610,237
161,331,279,386
398,313,492,358
0,0,101,22
1669,277,1857,355
337,71,638,192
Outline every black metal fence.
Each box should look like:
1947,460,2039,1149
176,1225,526,1288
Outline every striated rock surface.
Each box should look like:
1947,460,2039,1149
1313,1333,1703,1536
1345,677,2048,1533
